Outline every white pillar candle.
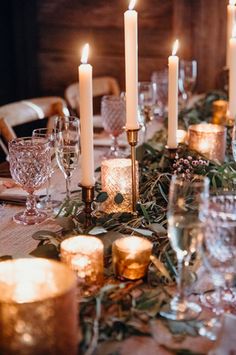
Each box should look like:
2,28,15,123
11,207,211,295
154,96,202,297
229,26,236,119
227,0,236,67
167,40,179,149
78,44,95,187
124,0,139,130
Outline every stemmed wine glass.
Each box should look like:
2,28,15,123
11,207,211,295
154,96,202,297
54,116,80,200
160,175,209,320
179,60,197,108
8,137,51,225
101,95,126,158
198,194,236,340
32,128,61,212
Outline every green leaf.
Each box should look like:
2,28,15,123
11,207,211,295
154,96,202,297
30,244,59,259
56,216,76,232
89,226,107,235
127,227,153,237
96,191,108,202
149,223,167,236
140,204,150,222
114,193,124,204
31,230,58,241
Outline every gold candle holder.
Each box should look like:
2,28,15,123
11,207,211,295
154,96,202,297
188,124,226,162
126,128,140,212
112,235,152,280
101,158,139,214
80,184,95,228
212,100,228,126
60,235,104,295
0,258,78,354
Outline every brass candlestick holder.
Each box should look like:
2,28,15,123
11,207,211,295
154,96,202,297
165,145,178,160
80,185,95,228
126,128,140,213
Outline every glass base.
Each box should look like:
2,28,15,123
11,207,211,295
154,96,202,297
13,210,48,225
37,198,61,212
160,297,202,321
198,318,222,341
200,289,236,315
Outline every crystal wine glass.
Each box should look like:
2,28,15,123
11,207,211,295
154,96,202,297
160,175,209,320
200,194,236,314
198,194,236,340
54,116,80,200
179,60,197,108
151,69,168,117
8,137,51,225
32,128,61,212
101,95,126,158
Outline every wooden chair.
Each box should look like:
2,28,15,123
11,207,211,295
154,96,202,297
0,96,69,155
65,76,120,114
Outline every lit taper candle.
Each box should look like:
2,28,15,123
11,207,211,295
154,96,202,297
167,39,179,149
79,44,95,186
229,26,236,119
227,0,236,67
124,0,139,130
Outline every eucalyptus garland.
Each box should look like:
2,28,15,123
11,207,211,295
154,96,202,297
28,91,236,354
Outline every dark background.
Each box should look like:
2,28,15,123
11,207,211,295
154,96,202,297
0,0,228,106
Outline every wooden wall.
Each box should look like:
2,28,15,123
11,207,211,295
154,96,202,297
0,0,229,104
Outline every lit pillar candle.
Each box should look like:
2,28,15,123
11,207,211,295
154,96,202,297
227,0,236,67
229,26,236,119
167,39,179,149
78,44,95,187
124,0,139,130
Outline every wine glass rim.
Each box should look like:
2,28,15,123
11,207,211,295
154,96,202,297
101,95,124,101
9,136,50,145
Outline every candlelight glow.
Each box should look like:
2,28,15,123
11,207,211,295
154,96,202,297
172,39,179,56
81,43,89,64
233,24,236,37
229,0,236,5
128,0,136,10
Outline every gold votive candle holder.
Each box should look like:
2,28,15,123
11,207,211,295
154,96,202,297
188,123,226,162
212,100,228,125
177,129,188,144
112,236,152,280
60,235,104,294
0,258,78,355
101,158,139,213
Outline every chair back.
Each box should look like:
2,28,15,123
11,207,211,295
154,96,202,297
65,76,120,114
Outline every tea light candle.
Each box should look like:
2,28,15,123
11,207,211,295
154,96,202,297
0,258,78,354
101,158,139,213
188,124,226,162
112,236,152,280
60,235,104,294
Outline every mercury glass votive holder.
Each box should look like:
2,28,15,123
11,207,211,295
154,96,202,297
188,123,226,162
0,258,78,355
60,235,104,294
177,129,188,144
101,158,139,213
112,236,152,280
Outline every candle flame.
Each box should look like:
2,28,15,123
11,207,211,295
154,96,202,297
81,43,89,64
172,39,179,56
233,24,236,38
229,0,236,5
128,0,136,10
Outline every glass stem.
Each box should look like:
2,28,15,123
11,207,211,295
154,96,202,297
46,176,52,204
65,174,71,200
174,255,187,310
111,135,119,153
25,192,37,216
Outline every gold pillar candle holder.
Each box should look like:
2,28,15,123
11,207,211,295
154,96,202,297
80,184,95,228
212,100,228,126
188,124,226,162
0,258,78,355
126,128,140,212
112,235,152,280
101,158,139,214
60,235,104,295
